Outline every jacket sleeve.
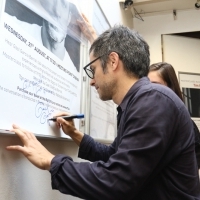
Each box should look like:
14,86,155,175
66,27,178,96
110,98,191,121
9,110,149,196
192,120,200,168
78,134,116,162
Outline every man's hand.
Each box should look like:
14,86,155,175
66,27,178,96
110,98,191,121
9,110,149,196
55,112,84,146
77,13,97,44
6,124,54,170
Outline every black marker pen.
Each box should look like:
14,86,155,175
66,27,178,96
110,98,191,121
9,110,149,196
48,114,84,122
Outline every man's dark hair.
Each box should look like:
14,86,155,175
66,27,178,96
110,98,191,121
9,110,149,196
89,25,150,78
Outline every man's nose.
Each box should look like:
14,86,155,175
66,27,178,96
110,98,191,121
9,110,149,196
90,78,95,86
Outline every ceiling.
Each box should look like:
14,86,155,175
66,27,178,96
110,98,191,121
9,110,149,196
119,0,198,14
118,0,200,38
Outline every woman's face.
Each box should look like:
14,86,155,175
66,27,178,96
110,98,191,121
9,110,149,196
148,71,167,86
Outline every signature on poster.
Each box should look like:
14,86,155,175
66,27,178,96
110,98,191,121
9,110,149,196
35,101,54,124
19,74,54,95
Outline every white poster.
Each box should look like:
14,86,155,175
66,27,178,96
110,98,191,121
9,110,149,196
179,72,200,130
0,0,83,138
90,87,116,140
89,0,116,141
92,0,110,36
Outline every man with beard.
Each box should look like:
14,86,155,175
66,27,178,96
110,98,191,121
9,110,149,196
6,25,200,200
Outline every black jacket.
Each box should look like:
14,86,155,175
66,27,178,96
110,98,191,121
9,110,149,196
193,120,200,168
50,78,200,200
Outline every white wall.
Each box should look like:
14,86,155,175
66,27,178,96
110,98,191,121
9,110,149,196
162,35,200,75
0,135,83,200
97,0,122,26
134,8,200,74
0,0,123,200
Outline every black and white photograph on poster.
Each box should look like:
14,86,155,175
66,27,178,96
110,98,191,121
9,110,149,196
179,72,200,131
4,0,84,72
0,0,86,138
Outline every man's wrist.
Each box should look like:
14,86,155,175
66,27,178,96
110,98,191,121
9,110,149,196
69,130,84,146
46,154,55,171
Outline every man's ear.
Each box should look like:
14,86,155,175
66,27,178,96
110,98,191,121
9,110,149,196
109,52,120,71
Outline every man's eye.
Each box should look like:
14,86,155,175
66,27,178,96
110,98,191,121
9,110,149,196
90,67,95,73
